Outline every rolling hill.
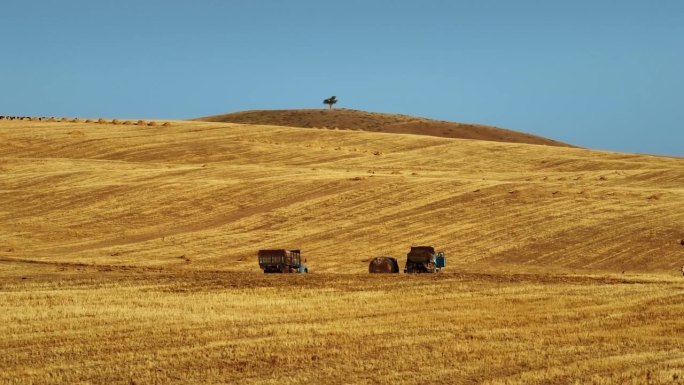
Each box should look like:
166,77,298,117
195,108,573,147
3,117,684,385
1,118,682,273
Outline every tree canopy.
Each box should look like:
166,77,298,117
323,96,338,109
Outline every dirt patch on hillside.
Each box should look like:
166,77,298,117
194,108,572,147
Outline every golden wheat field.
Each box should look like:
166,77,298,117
1,118,684,384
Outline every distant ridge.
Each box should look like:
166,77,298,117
194,108,572,147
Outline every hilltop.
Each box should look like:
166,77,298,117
195,108,572,147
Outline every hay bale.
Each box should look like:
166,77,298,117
147,121,157,126
162,122,171,127
136,120,145,125
368,257,400,273
111,119,120,125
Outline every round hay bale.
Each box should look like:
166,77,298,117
368,257,400,273
136,120,145,125
162,122,171,127
147,121,157,126
97,118,106,124
111,119,120,125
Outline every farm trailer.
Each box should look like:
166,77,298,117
404,246,446,273
258,249,308,273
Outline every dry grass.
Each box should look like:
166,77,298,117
1,119,682,273
195,109,571,147
1,263,682,385
1,119,684,383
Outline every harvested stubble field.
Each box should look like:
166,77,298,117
1,118,684,384
1,263,683,384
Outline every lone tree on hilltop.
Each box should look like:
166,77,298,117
323,96,338,110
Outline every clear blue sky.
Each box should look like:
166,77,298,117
2,1,682,156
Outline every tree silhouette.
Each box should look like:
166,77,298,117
323,96,338,110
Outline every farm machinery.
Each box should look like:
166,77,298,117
258,249,308,273
404,246,446,273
